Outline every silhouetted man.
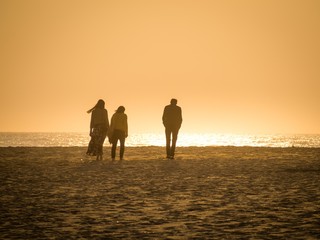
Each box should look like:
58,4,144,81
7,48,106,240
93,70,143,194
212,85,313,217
162,98,182,159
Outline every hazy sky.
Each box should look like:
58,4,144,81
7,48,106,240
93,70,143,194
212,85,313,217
1,0,319,134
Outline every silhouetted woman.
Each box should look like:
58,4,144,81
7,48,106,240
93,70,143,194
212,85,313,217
108,106,128,161
86,99,109,160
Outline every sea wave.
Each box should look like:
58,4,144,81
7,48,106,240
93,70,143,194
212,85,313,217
1,132,320,148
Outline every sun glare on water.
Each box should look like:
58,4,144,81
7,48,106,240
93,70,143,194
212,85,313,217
1,132,318,147
127,133,263,147
126,133,318,147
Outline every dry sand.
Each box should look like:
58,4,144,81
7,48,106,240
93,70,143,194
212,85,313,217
0,146,319,239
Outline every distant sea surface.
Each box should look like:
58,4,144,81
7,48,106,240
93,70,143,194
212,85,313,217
0,132,320,148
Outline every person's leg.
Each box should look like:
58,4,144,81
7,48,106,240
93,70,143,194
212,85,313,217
111,141,117,160
171,128,179,158
101,131,108,160
96,142,102,161
97,142,103,160
88,128,98,156
111,133,119,160
165,127,172,158
119,135,125,160
97,130,107,160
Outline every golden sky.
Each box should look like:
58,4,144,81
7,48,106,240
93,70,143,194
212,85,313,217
1,0,319,134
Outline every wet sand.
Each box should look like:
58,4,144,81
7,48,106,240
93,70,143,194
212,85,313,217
0,146,319,239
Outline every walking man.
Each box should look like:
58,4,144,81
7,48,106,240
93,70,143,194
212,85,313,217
162,98,182,159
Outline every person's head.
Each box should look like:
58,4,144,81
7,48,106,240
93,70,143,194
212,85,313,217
87,99,105,113
116,106,125,113
170,98,178,105
96,99,105,109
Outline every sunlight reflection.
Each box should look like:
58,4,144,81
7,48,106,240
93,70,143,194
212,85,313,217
1,132,319,148
126,133,318,147
127,133,257,147
127,133,260,147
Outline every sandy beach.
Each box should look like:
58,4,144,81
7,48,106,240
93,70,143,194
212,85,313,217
0,146,319,239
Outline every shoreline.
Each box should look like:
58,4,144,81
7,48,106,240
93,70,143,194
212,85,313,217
2,145,320,149
1,146,319,162
2,132,320,148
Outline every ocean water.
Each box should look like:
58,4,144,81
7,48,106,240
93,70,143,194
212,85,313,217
0,132,320,148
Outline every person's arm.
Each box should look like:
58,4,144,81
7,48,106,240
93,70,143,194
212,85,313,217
105,110,109,130
125,115,128,137
89,113,94,136
162,106,167,126
108,115,114,136
179,107,183,126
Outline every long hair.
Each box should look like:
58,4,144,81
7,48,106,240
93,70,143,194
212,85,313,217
116,106,125,113
87,99,105,113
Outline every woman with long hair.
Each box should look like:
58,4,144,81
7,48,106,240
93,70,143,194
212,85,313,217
86,99,109,160
108,106,128,161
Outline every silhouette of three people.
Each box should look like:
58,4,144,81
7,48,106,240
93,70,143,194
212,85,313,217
87,98,182,160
